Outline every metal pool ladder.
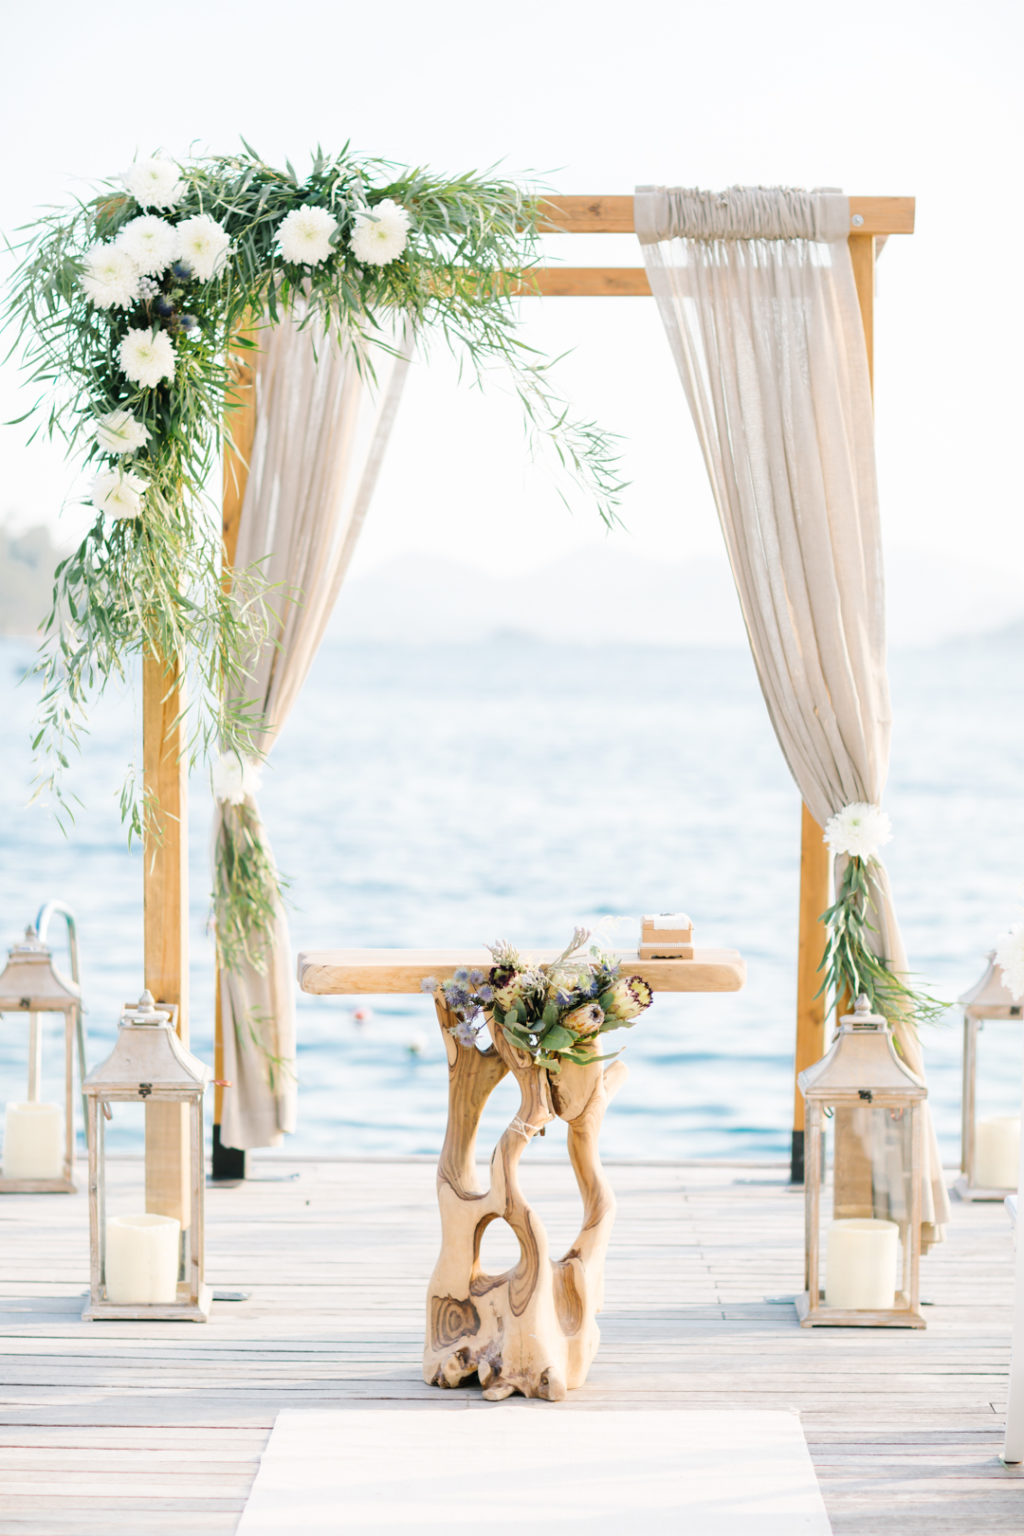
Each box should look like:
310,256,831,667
35,899,89,1149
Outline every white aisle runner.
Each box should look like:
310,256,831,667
236,1408,833,1534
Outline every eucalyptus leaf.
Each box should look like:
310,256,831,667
539,1024,574,1051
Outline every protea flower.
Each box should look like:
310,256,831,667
601,976,653,1021
562,1002,605,1039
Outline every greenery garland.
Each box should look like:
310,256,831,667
3,144,624,969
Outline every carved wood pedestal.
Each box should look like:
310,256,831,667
424,998,627,1402
296,946,745,1402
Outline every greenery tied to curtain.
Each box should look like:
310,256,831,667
3,143,624,973
818,802,946,1032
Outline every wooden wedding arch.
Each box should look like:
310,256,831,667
136,192,915,1207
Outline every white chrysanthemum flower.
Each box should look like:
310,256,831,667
211,752,263,806
93,409,150,455
123,156,185,210
349,199,410,266
275,204,338,265
116,215,177,277
996,924,1024,1003
175,213,231,281
118,327,176,388
823,802,893,861
91,468,147,520
80,243,140,309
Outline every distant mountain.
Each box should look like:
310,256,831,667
2,525,1019,650
331,549,748,646
331,545,1024,649
0,525,58,637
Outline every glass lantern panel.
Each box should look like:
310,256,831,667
97,1100,189,1304
817,1102,914,1310
0,1013,70,1180
970,1021,1022,1188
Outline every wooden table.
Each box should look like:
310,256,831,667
298,945,745,1401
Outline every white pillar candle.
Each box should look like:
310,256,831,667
105,1214,181,1305
2,1101,63,1180
825,1217,899,1310
974,1116,1021,1189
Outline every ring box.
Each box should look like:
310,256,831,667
638,914,694,960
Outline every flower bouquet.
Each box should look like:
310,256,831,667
423,927,652,1071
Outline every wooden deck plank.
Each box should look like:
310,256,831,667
0,1158,1019,1533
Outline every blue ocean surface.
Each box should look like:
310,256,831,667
0,630,1022,1164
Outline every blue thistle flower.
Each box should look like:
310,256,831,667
171,260,193,280
420,976,438,993
180,313,199,333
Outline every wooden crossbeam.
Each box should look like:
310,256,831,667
517,195,912,296
536,194,914,235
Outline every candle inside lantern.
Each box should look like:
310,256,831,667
2,1101,63,1180
105,1214,180,1304
974,1116,1021,1190
825,1217,899,1310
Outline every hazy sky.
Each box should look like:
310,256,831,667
1,0,1020,596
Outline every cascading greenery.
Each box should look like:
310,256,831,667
3,143,624,971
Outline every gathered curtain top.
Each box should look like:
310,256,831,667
635,186,850,244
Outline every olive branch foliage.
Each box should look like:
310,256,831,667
3,143,625,976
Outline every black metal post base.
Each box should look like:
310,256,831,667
790,1129,805,1185
211,1123,248,1181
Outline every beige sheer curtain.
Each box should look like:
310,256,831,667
636,185,949,1243
217,312,412,1150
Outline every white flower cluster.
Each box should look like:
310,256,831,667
79,158,413,531
996,923,1024,1004
211,752,263,807
80,159,230,347
823,801,892,861
274,197,411,268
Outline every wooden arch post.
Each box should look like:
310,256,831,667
210,336,257,1182
209,192,912,1181
142,648,191,1225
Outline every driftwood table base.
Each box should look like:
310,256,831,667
424,999,626,1401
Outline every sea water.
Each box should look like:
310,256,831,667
0,630,1022,1164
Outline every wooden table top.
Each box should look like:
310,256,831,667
297,947,745,997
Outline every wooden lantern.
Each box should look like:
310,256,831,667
797,995,927,1328
0,926,82,1194
83,991,211,1322
956,952,1023,1200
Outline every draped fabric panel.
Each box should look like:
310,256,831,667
636,185,949,1242
217,313,412,1150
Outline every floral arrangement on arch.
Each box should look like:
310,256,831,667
423,928,653,1072
3,144,624,974
818,801,945,1030
3,144,622,855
